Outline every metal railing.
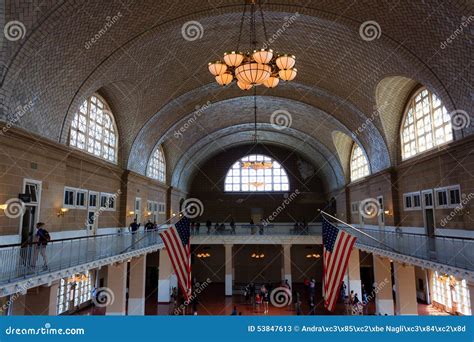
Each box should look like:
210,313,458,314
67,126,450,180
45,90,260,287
0,223,472,287
190,223,321,236
338,226,474,271
0,230,163,284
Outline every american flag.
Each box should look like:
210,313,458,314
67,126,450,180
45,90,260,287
322,216,357,311
159,216,191,300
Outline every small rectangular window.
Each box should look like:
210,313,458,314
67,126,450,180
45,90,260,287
436,189,448,207
64,188,76,207
413,194,421,208
404,195,412,209
25,184,38,203
76,190,87,209
89,192,98,208
449,188,460,205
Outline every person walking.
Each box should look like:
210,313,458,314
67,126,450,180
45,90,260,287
33,222,50,270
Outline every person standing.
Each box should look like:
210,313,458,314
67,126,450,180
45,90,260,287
195,221,200,235
129,218,140,248
230,218,236,235
206,219,212,235
33,222,50,270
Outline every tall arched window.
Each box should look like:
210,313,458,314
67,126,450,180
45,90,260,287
401,87,453,160
225,154,289,192
69,94,118,163
350,143,369,182
147,146,166,182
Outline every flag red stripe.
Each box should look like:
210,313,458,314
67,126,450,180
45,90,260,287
160,231,187,294
325,234,351,300
160,229,190,299
327,236,356,310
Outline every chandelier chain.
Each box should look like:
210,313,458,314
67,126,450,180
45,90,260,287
236,2,247,51
257,1,269,43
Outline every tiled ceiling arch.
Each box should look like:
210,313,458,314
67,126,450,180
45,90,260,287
1,0,471,192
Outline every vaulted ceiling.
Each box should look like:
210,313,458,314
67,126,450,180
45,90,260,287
1,0,472,192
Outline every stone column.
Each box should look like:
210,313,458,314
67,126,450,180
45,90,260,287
372,255,394,315
224,244,233,296
128,255,146,315
393,262,418,315
158,249,172,303
347,248,362,300
281,244,292,287
106,262,127,315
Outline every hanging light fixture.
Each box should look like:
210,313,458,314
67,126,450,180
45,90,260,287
208,0,297,89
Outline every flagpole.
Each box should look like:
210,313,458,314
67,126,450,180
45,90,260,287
317,209,400,253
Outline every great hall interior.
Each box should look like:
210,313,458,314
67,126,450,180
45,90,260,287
0,0,473,316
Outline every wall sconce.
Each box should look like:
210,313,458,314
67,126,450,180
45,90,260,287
128,211,135,217
147,211,152,217
0,204,7,210
57,208,69,217
172,213,176,217
384,210,391,215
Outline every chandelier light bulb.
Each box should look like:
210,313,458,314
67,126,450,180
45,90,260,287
252,48,273,64
278,68,297,81
223,51,245,67
208,61,228,76
215,72,233,86
263,76,280,88
237,80,253,90
276,54,296,70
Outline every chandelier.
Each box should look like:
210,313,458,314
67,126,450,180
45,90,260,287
241,161,273,170
208,0,297,90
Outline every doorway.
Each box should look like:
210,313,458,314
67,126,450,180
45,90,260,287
422,189,436,256
135,198,142,225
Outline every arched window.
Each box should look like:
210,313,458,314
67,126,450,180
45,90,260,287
401,87,453,160
147,146,166,182
69,94,118,163
350,143,369,182
224,154,289,192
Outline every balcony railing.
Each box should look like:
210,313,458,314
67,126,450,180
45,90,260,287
0,230,163,285
0,223,472,288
